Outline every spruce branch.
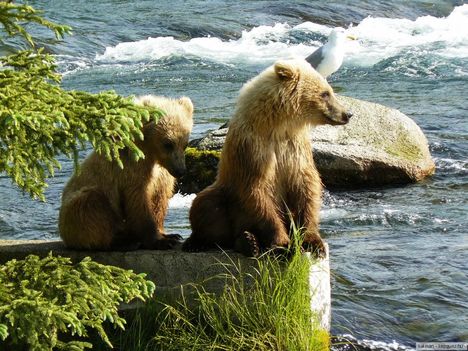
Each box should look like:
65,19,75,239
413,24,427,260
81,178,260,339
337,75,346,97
0,2,162,200
0,253,155,350
0,1,71,46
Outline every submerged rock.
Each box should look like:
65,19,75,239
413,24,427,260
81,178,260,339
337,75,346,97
179,96,435,194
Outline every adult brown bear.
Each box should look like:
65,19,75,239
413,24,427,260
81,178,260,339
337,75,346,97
183,59,351,256
59,95,193,250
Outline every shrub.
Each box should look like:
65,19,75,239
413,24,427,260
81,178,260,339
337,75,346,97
0,253,155,350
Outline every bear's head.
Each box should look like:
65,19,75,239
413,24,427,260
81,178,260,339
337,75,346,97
236,58,352,134
135,95,194,178
273,59,352,126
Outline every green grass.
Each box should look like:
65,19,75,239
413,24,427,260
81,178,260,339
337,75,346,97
96,229,329,351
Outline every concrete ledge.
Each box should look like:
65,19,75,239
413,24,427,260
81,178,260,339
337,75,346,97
0,239,331,330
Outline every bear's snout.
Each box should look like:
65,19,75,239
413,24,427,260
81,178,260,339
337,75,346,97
169,164,186,178
342,111,353,123
324,109,353,125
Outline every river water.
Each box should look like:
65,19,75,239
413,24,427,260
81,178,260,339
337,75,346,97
1,0,467,349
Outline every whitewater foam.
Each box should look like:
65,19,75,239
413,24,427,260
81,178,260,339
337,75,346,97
96,24,313,65
345,4,468,66
434,157,468,173
168,192,196,209
96,5,468,69
55,55,92,76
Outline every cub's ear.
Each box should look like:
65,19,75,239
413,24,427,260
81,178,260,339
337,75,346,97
274,60,299,80
178,97,194,115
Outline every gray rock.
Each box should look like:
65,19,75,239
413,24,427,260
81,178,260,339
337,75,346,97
186,95,435,190
192,127,228,150
311,96,435,187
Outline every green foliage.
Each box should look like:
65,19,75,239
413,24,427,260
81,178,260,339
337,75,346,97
0,1,71,47
0,1,162,200
0,49,160,199
0,253,155,351
102,229,329,351
153,248,328,349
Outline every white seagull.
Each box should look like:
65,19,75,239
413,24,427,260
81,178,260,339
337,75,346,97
306,27,356,78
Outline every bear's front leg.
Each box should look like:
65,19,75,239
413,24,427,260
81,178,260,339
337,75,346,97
125,198,181,250
131,219,181,250
288,169,326,257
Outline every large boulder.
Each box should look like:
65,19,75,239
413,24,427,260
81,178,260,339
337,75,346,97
179,96,435,193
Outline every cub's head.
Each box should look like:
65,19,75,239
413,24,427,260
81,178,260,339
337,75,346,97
135,95,194,178
272,59,352,127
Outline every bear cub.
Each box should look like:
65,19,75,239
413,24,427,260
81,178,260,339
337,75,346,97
59,95,193,250
184,58,352,257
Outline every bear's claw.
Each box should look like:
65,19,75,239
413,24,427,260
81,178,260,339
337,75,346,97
235,231,260,257
165,233,183,241
302,236,326,258
150,234,182,250
182,237,211,252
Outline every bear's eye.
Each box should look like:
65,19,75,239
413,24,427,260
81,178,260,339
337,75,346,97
163,141,175,151
321,91,330,100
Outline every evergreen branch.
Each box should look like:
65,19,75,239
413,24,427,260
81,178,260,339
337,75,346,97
0,253,155,350
0,1,71,46
0,2,163,200
0,50,161,200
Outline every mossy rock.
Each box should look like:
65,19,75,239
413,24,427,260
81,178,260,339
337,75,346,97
311,95,435,187
178,147,221,194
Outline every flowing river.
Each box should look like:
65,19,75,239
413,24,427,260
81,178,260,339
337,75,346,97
0,1,467,348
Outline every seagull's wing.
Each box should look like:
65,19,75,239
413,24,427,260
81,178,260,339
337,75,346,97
305,46,325,68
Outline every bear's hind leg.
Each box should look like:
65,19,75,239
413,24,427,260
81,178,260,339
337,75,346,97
234,231,260,257
59,187,122,250
184,186,233,252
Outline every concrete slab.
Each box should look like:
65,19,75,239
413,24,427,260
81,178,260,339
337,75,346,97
0,239,331,330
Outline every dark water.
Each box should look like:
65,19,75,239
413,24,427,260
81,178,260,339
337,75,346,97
1,1,467,349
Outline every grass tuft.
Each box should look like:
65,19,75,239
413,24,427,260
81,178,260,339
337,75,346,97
99,228,329,351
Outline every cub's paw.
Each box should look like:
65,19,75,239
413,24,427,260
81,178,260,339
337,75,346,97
234,231,260,257
182,236,209,252
151,234,182,250
165,233,183,241
302,235,326,258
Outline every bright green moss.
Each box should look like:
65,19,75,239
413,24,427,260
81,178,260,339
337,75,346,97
179,147,221,193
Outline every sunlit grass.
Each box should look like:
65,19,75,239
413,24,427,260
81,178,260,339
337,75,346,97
97,228,329,351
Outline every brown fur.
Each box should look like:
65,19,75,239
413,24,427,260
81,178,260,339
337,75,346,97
59,95,193,250
184,58,351,256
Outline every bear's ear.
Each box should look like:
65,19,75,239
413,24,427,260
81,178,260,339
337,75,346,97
178,97,194,115
274,60,299,80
